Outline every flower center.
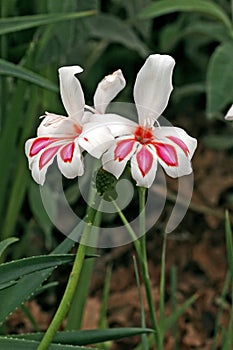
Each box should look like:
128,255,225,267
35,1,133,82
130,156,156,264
134,126,153,144
73,123,83,135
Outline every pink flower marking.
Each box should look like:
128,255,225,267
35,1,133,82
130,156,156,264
167,136,189,156
136,146,153,177
39,146,60,170
60,142,75,162
30,137,58,157
155,142,178,166
114,139,135,161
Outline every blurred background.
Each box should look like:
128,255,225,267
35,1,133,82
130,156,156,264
0,0,232,348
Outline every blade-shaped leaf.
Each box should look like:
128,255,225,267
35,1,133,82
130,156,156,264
0,59,58,91
0,11,96,35
0,337,95,350
86,14,149,57
0,254,75,288
164,294,197,330
140,0,232,31
8,328,154,345
206,43,233,117
0,223,81,323
0,237,19,257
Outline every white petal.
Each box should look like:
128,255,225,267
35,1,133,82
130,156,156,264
37,113,82,137
59,66,85,120
30,147,58,185
131,145,158,188
79,124,115,159
94,70,126,114
102,138,137,179
153,126,197,159
225,104,233,120
134,54,175,125
152,127,196,178
86,113,136,137
25,138,35,169
57,141,84,178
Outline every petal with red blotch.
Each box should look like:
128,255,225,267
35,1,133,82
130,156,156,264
39,145,60,170
102,138,137,179
29,137,58,157
155,142,178,167
29,145,60,185
57,141,84,178
131,145,157,188
153,126,197,159
114,139,135,161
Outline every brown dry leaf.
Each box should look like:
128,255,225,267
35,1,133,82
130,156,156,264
82,297,101,329
192,232,227,281
182,323,205,348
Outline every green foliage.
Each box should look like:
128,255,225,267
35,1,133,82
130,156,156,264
8,328,154,345
0,254,75,290
140,0,232,31
0,237,19,257
207,43,233,116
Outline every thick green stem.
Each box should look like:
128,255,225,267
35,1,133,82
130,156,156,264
37,209,96,350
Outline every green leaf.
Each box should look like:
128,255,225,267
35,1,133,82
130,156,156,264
0,254,75,289
0,237,19,257
140,0,232,31
0,11,96,35
202,135,233,150
9,328,154,345
0,337,95,350
0,223,80,323
206,43,233,117
0,59,58,91
86,14,149,57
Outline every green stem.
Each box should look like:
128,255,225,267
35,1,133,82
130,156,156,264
36,208,96,350
138,187,161,348
110,197,142,260
158,232,167,347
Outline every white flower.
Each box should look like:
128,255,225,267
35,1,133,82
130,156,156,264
96,54,197,188
225,104,233,120
25,66,125,185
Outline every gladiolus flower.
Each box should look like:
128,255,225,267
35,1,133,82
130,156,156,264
25,66,125,185
97,54,197,188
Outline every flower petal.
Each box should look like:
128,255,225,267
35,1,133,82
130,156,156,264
57,141,84,178
153,126,197,159
94,70,126,113
58,66,85,120
37,113,82,138
102,137,137,179
79,124,115,159
134,54,175,125
131,145,157,188
29,145,61,185
225,104,233,120
152,127,197,178
84,113,136,137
